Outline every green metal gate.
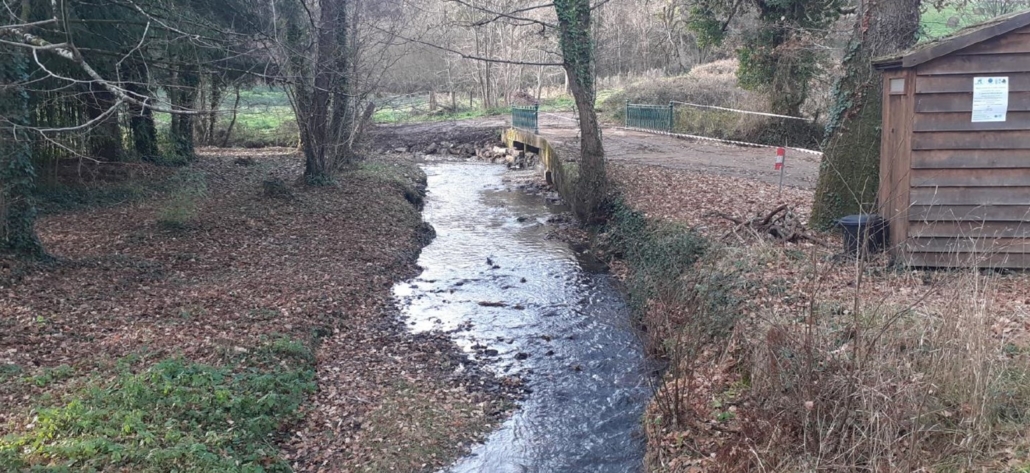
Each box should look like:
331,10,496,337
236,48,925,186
512,104,539,134
626,103,674,132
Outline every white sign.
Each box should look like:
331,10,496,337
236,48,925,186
972,76,1009,123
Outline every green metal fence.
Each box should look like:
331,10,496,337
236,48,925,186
626,102,674,132
512,104,539,134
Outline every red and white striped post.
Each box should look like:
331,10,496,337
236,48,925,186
775,147,786,196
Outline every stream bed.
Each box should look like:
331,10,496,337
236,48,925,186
393,162,652,472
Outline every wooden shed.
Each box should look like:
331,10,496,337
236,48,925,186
874,10,1030,268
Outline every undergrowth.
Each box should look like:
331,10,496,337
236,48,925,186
603,199,745,356
605,200,709,316
727,265,1030,472
156,170,208,230
35,164,195,217
604,196,1030,471
36,184,148,216
0,336,316,472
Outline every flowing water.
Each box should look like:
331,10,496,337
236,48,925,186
393,162,651,473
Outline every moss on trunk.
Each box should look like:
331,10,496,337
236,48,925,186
811,45,883,228
811,0,920,229
0,44,44,256
555,0,608,224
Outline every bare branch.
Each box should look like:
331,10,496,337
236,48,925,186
0,25,214,115
376,24,562,67
0,18,58,30
445,0,557,28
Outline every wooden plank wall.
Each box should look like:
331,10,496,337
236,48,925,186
906,26,1030,268
880,70,914,256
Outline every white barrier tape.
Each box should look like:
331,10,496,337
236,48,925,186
670,101,811,121
618,126,823,156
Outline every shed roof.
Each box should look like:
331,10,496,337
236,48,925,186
874,9,1030,70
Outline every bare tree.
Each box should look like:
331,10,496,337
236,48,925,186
268,0,361,183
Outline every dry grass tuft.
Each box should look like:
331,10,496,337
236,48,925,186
610,163,1030,472
727,261,1030,472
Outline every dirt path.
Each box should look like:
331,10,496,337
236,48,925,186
375,113,821,189
534,112,821,190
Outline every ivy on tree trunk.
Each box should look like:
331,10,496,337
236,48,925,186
170,63,199,162
84,82,123,162
811,0,921,228
126,59,159,161
1,44,44,257
555,0,608,224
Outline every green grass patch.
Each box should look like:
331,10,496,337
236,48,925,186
153,87,298,148
371,90,617,124
237,88,292,108
374,105,508,124
27,365,76,389
156,170,208,230
372,93,526,124
920,3,969,41
539,95,575,112
0,363,24,380
919,1,1016,42
226,90,297,147
353,161,428,210
0,338,316,472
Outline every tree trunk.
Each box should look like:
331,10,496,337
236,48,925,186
170,64,199,162
300,0,350,183
196,78,208,144
126,59,158,161
811,0,921,227
207,74,223,146
555,0,607,224
129,100,159,161
84,83,123,162
222,85,242,147
1,44,44,256
536,66,544,102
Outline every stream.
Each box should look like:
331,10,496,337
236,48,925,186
392,162,651,472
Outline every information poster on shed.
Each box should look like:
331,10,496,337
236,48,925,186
972,76,1009,122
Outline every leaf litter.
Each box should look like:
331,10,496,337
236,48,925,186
0,148,516,472
609,161,1030,471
